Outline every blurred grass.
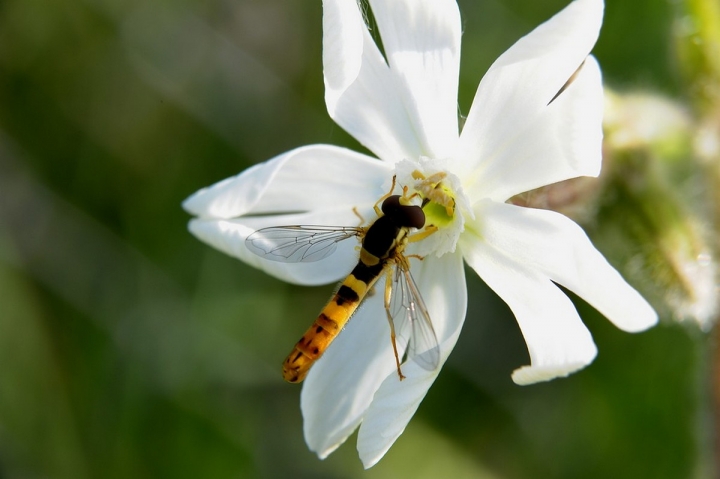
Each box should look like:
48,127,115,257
0,0,705,478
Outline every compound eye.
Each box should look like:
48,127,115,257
380,195,402,216
403,205,425,229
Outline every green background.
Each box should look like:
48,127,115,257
0,0,707,477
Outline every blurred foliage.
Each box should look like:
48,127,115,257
0,0,715,478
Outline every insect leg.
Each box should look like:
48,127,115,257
373,175,398,217
408,225,438,243
384,266,406,381
352,206,366,226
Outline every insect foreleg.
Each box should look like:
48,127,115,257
373,175,398,217
384,266,406,381
408,225,438,243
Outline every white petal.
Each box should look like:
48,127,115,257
466,56,604,202
368,0,461,158
476,201,658,332
323,0,422,163
461,226,597,385
459,0,604,201
357,251,466,468
322,0,364,97
182,144,391,219
301,294,398,458
183,145,392,285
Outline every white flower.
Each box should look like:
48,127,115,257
183,0,658,468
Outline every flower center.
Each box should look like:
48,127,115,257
412,170,456,227
393,157,470,257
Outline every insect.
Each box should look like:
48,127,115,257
245,176,442,383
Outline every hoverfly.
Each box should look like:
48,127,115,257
245,176,441,383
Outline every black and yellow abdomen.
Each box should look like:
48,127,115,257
282,261,386,382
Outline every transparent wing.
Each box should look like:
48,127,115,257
245,225,364,263
388,263,440,371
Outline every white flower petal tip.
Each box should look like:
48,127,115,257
616,299,658,333
511,359,595,386
186,218,250,260
316,444,341,461
181,160,271,219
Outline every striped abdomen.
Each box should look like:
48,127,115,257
282,259,386,383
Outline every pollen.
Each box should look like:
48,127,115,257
412,170,456,226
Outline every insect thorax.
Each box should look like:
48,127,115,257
362,215,407,261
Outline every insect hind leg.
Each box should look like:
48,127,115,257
383,266,406,381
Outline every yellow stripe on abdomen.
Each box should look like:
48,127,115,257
282,262,385,383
